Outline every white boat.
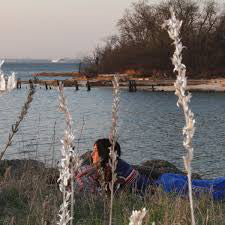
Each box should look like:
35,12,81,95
51,59,60,63
51,58,76,63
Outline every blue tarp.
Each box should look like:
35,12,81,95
155,173,225,201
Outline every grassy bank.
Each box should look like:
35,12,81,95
0,165,225,225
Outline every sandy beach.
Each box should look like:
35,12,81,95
139,81,225,92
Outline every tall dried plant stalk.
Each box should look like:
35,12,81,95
162,8,196,225
129,208,147,225
0,82,35,160
108,74,120,225
0,60,16,95
58,83,82,225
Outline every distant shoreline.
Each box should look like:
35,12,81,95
28,72,225,92
33,72,81,77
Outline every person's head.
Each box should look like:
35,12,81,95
92,138,121,168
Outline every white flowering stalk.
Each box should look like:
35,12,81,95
7,72,16,90
108,74,120,225
0,74,6,91
58,82,82,225
0,60,16,94
0,81,35,160
129,208,147,225
162,8,196,225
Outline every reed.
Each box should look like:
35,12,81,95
58,82,82,225
162,8,196,225
0,60,16,94
0,72,16,94
0,82,35,160
108,74,120,225
129,208,147,225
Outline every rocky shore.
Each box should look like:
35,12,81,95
0,151,201,182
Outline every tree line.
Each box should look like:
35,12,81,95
84,0,225,78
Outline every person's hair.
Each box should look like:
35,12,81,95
94,138,121,167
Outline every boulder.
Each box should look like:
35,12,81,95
80,151,201,180
0,151,201,183
0,159,45,178
134,160,201,180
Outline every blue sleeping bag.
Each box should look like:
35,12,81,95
155,173,225,201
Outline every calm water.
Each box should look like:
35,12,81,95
1,61,79,80
0,62,225,179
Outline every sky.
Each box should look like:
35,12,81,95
0,0,223,59
0,0,144,59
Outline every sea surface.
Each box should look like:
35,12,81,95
1,60,79,80
0,61,225,179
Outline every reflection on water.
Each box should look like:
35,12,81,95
0,86,225,178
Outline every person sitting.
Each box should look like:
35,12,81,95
91,138,156,194
74,138,225,201
74,164,98,193
73,151,99,194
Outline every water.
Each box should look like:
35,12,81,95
0,62,225,179
1,61,79,80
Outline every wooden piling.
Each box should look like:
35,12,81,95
45,82,48,90
74,80,79,91
151,84,155,92
86,81,91,91
17,78,22,89
129,80,137,92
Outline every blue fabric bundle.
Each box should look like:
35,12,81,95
155,173,225,201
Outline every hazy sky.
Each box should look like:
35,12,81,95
0,0,145,59
0,0,223,59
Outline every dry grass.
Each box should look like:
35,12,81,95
0,163,61,225
0,165,224,225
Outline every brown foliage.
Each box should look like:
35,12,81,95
86,0,225,78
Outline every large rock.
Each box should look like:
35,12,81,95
0,152,201,182
0,159,45,178
80,151,201,179
0,159,60,186
134,160,201,180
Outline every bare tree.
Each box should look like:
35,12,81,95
87,0,225,78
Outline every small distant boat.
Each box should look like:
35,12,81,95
51,58,77,63
51,59,60,63
51,58,69,63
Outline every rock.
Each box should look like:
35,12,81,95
134,159,182,180
133,160,201,180
0,152,201,183
80,152,201,180
0,159,45,178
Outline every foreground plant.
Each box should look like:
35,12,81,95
58,83,82,225
163,8,196,225
0,81,35,160
129,208,147,225
109,74,120,225
0,60,16,94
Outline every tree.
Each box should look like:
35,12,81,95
88,0,225,78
